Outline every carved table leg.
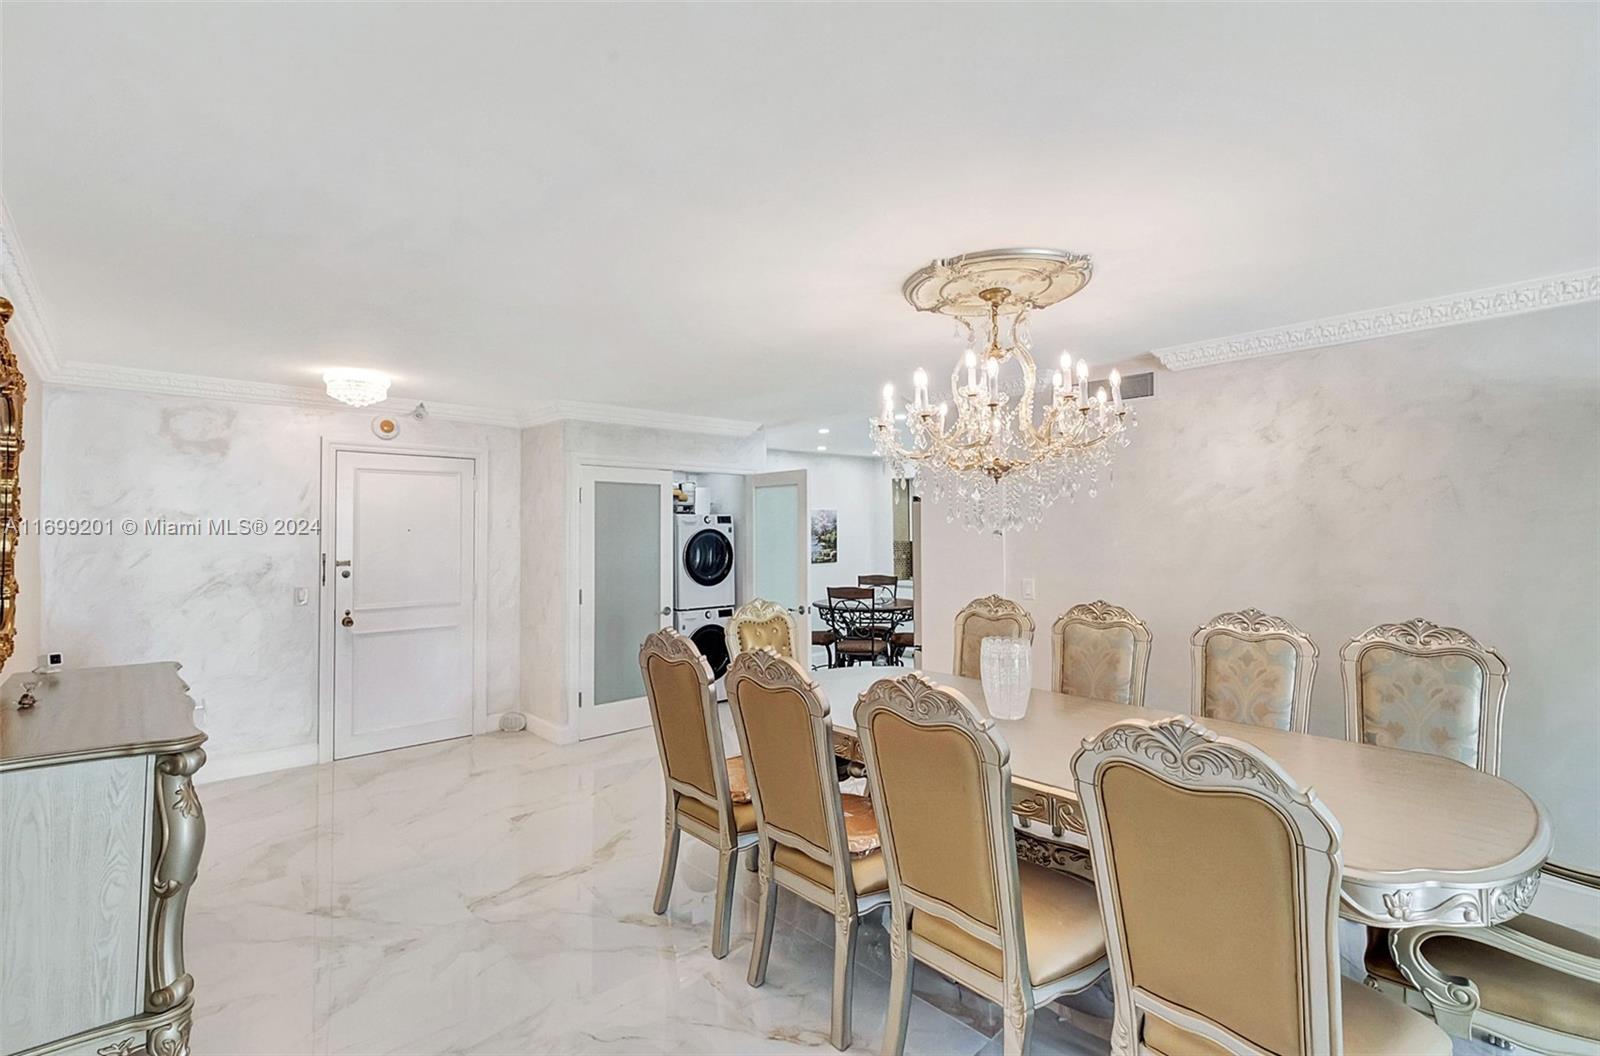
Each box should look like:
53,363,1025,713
148,746,205,1055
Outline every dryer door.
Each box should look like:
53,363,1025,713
683,528,734,588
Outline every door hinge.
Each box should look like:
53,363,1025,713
320,552,327,586
578,691,583,709
578,587,583,605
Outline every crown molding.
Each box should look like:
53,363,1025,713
524,398,761,437
3,203,760,435
0,196,64,379
47,360,526,427
1152,268,1600,371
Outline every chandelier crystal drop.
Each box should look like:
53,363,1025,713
871,249,1134,534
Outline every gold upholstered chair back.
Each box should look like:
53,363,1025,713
1072,716,1344,1055
952,595,1036,679
726,598,804,662
1051,600,1153,707
639,628,737,819
726,649,865,885
1340,618,1507,774
854,674,1031,982
1190,609,1319,733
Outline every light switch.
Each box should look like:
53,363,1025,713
294,587,309,606
1021,578,1036,600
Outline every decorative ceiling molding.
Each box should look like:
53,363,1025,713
1152,268,1600,371
45,359,526,428
523,399,761,437
1,201,760,436
0,196,64,379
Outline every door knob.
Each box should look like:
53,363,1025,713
341,610,355,627
660,606,671,616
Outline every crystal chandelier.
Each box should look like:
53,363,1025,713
871,248,1134,534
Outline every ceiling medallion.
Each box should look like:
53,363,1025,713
871,248,1134,535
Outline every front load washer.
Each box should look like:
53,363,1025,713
674,513,736,609
675,606,734,700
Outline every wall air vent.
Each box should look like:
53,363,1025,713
1086,371,1155,400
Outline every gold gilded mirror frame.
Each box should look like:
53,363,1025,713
0,297,24,671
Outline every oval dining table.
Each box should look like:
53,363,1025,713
809,666,1551,931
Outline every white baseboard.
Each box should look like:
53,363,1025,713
196,742,320,785
524,711,577,746
1532,873,1600,938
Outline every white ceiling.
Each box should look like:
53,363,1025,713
4,3,1595,435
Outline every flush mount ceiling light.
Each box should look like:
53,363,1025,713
323,368,391,408
871,247,1134,534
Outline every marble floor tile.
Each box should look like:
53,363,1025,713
188,731,1494,1055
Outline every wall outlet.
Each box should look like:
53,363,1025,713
37,652,63,672
1021,578,1036,600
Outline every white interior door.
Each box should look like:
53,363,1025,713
333,451,475,759
578,465,673,740
747,469,809,619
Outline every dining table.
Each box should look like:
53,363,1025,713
809,666,1551,932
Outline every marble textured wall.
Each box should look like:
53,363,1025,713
920,303,1600,870
40,389,521,768
518,423,567,730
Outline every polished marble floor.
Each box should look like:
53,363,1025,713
189,730,1493,1055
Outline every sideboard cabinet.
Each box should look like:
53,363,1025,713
1,663,205,1056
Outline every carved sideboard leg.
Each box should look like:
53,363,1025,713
146,1007,193,1056
148,747,206,1018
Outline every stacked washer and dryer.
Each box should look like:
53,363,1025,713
672,512,736,699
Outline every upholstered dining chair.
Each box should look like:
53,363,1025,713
1051,600,1152,707
1190,608,1319,732
726,649,890,1051
1344,619,1513,1016
952,595,1035,679
1340,617,1508,774
1070,714,1451,1056
855,673,1108,1056
725,598,805,662
639,627,757,959
1381,862,1600,1052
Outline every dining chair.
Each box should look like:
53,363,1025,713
725,597,805,662
855,673,1109,1056
1070,713,1451,1056
1339,617,1507,774
952,594,1035,679
1384,862,1600,1052
1342,619,1513,1012
858,573,899,605
828,585,891,667
639,627,758,959
726,649,890,1051
1051,600,1152,707
1189,608,1318,732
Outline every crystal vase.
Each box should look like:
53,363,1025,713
980,636,1031,720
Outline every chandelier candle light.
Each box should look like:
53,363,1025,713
872,248,1134,534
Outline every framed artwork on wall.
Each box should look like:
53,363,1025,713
809,509,837,564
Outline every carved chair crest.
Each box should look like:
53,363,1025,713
725,598,804,660
1339,618,1507,775
1190,608,1320,732
1072,715,1344,1054
1052,599,1153,707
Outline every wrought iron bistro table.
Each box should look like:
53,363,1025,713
812,667,1551,931
812,596,915,635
